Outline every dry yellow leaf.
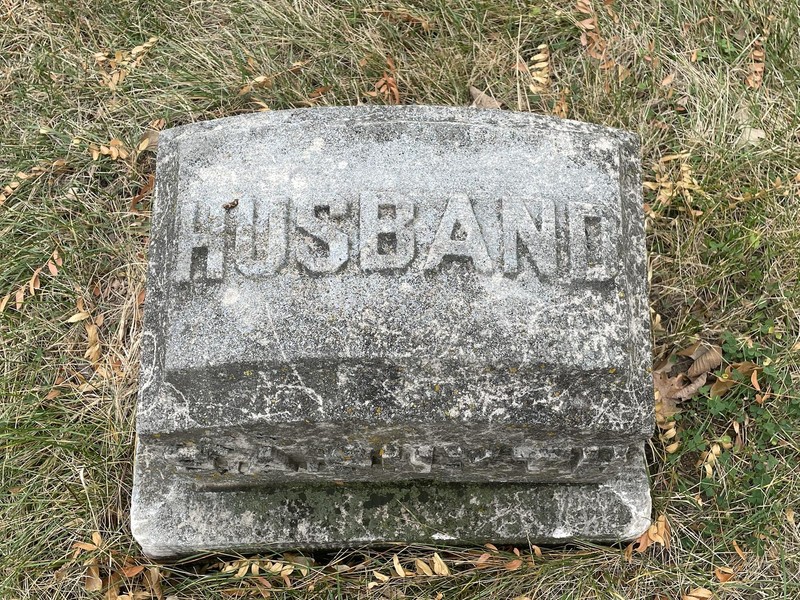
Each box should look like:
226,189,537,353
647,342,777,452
373,570,390,582
683,588,713,600
73,541,98,551
392,554,405,577
0,293,10,313
235,563,249,578
431,552,450,576
66,312,92,323
415,558,434,576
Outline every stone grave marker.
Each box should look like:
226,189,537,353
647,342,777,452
132,106,653,558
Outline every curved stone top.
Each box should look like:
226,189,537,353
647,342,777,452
138,106,652,445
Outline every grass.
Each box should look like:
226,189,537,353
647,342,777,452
1,0,799,598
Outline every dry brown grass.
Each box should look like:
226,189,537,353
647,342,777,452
1,0,799,598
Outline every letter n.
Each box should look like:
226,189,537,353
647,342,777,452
502,199,556,277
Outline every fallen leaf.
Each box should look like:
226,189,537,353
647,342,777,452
673,372,708,399
505,558,523,571
473,553,491,569
144,566,163,600
688,345,722,378
0,293,10,313
121,565,145,578
738,126,766,146
66,312,92,323
710,368,736,397
73,541,99,551
431,552,450,576
373,570,390,582
714,565,734,583
415,558,434,576
469,86,502,109
661,72,676,87
392,554,405,577
130,174,155,212
137,129,159,153
732,540,746,559
84,561,102,592
683,588,713,600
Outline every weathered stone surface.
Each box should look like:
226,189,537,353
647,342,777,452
132,106,653,558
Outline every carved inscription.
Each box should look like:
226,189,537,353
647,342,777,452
174,194,617,282
162,439,637,487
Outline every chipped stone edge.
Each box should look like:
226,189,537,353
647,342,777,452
131,439,652,559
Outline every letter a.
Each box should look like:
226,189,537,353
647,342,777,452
424,195,492,272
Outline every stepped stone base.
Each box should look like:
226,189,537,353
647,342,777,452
132,439,650,558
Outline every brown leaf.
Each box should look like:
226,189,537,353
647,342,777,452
29,268,42,294
677,341,704,358
0,293,10,313
84,562,102,591
714,565,734,583
732,540,746,559
710,368,736,398
673,372,708,399
469,86,502,109
47,260,59,276
373,570,390,582
688,345,722,378
15,286,25,310
661,72,676,87
750,369,761,391
121,565,145,578
144,566,163,600
473,553,491,569
137,129,159,153
130,174,155,212
504,558,523,571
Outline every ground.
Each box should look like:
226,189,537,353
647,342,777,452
1,0,799,598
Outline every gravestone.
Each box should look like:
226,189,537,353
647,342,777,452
131,106,653,558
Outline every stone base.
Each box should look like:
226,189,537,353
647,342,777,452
131,439,651,559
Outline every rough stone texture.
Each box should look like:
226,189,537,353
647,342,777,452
132,106,653,558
